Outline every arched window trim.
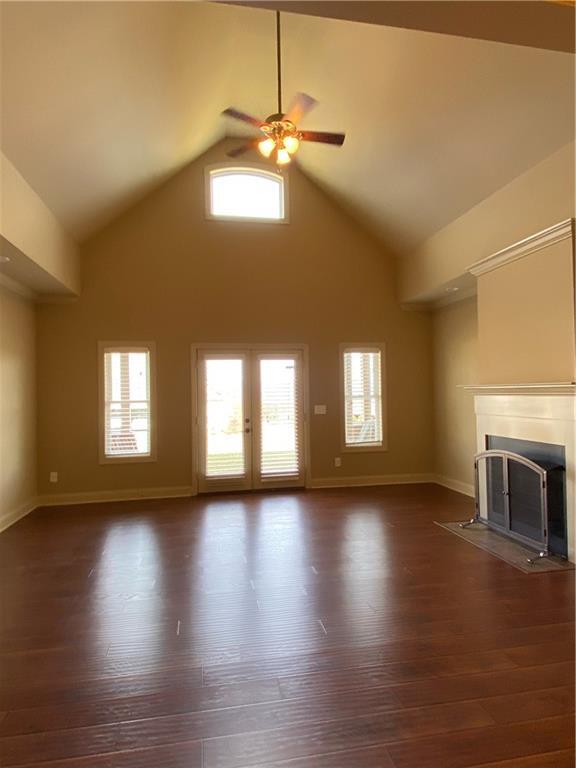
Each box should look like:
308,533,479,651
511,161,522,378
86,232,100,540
205,163,289,223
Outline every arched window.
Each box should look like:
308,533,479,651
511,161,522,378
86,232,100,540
207,166,286,222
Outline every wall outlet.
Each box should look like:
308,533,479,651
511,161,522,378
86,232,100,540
49,471,58,483
334,457,342,468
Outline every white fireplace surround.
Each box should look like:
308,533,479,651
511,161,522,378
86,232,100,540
465,384,576,562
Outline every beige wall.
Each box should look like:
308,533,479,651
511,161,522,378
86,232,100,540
0,284,37,528
433,298,478,491
36,141,434,496
477,238,576,384
400,141,575,302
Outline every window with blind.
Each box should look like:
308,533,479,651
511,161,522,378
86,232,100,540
100,345,155,461
342,346,385,449
207,167,286,221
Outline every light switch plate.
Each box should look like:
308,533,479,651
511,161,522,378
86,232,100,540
314,405,327,415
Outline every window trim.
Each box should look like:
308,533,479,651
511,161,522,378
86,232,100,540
339,342,388,453
98,341,157,464
205,163,289,224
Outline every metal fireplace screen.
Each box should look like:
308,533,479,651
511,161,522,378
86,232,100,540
474,449,562,560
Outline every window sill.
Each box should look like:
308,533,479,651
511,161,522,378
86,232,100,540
341,443,389,454
99,454,157,465
205,214,289,225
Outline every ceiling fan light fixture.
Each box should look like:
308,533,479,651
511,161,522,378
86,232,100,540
276,147,291,165
283,135,300,154
258,137,276,158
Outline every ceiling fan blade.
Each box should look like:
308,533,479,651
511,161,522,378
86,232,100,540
300,130,346,146
222,107,264,128
285,93,318,125
227,140,258,158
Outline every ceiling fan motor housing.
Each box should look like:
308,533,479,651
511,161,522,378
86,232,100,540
262,117,301,141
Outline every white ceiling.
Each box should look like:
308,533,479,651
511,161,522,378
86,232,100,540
1,1,573,253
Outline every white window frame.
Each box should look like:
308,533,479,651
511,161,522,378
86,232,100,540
98,341,157,464
205,163,289,223
339,343,388,453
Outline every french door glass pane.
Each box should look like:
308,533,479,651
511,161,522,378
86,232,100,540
205,359,245,478
259,358,299,478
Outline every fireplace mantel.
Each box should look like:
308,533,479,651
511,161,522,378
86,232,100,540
463,383,576,396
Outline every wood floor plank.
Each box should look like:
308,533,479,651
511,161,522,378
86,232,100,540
0,665,205,711
504,639,575,666
466,750,576,768
203,623,574,686
392,661,573,708
234,745,397,768
277,649,519,700
0,679,282,737
386,715,575,768
239,748,576,768
0,687,404,765
10,741,203,767
202,701,495,768
479,685,575,724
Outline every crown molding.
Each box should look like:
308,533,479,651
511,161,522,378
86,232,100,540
401,285,478,312
468,218,574,277
462,382,576,396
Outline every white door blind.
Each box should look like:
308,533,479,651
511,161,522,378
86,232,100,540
259,358,300,479
343,349,383,447
204,358,246,478
104,350,151,457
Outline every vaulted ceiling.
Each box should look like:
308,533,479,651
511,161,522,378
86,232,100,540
1,1,573,254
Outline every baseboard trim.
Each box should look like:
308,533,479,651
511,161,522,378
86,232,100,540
0,498,39,533
308,473,436,489
433,475,475,498
37,485,195,507
6,477,474,519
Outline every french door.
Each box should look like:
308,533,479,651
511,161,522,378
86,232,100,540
196,349,305,492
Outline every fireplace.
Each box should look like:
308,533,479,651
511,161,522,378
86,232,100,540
474,437,567,559
465,383,576,563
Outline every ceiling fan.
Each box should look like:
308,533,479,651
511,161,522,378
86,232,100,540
222,11,345,166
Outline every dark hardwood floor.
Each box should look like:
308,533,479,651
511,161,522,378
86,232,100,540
0,484,574,767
